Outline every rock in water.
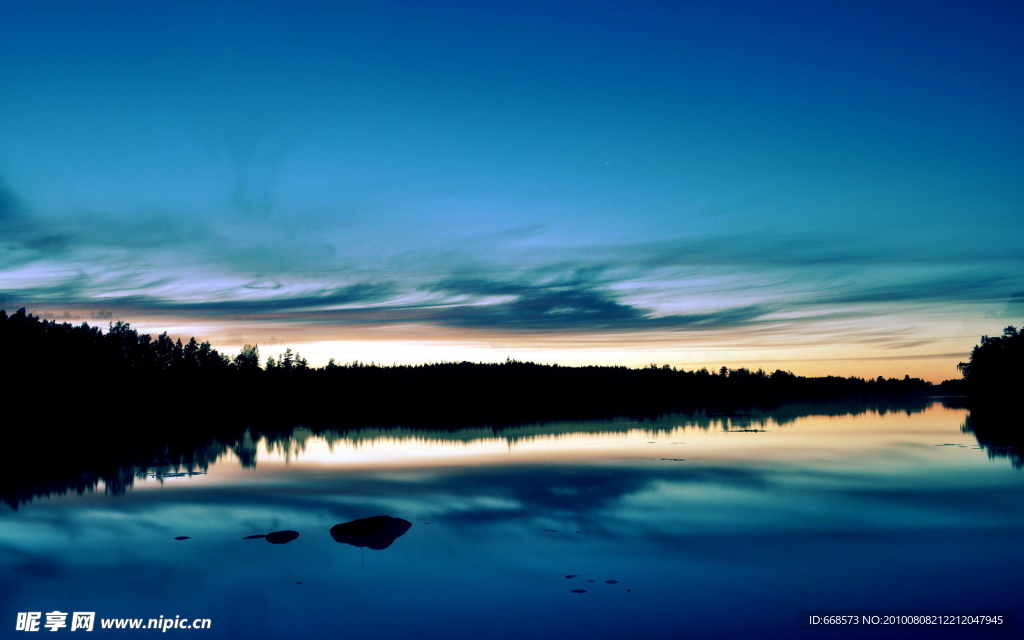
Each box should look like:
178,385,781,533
265,530,300,544
330,516,412,550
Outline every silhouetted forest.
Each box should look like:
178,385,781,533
1,308,935,427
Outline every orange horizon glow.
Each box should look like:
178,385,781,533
11,304,984,383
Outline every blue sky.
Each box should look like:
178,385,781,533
2,0,1022,380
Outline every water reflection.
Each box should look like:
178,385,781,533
1,401,1022,639
12,398,1012,511
961,404,1024,469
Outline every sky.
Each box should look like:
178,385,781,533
1,0,1022,381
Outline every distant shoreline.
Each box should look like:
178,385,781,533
2,307,943,428
10,306,1018,511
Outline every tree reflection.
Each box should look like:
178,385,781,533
1,399,966,510
961,405,1024,469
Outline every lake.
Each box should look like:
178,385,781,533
2,400,1021,639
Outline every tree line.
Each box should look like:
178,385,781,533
3,310,1018,508
1,307,940,426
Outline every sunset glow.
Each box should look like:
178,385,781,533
2,1,1021,382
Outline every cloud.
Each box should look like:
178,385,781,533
1002,292,1024,320
16,282,397,325
0,178,22,223
0,177,216,279
238,270,773,333
0,178,70,270
1,165,1016,353
805,273,1013,307
114,283,398,317
4,226,1009,343
418,290,769,332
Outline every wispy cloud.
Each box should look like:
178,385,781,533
1,164,1018,377
3,207,1016,337
806,273,1013,306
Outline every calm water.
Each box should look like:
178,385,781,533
2,402,1022,639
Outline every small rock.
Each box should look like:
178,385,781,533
265,530,300,544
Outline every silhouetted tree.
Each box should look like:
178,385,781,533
958,325,1023,399
280,348,294,371
183,337,200,369
154,332,177,370
235,344,261,372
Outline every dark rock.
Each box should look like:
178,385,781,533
265,530,300,544
330,516,412,550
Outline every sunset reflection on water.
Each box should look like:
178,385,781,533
134,403,980,482
4,402,1022,640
